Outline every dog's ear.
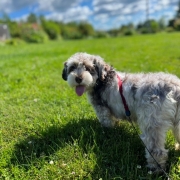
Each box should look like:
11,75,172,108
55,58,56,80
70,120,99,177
62,62,68,81
94,58,111,81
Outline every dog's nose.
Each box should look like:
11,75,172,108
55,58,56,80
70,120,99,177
75,76,82,84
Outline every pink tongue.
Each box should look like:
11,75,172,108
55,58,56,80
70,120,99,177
76,86,85,96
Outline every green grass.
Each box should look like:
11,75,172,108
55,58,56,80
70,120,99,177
0,32,180,179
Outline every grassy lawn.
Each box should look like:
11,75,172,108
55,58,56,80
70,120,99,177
0,32,180,179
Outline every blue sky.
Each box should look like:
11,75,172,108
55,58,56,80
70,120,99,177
0,0,179,30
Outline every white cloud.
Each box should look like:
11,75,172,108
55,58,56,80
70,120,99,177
46,6,92,22
0,0,13,13
0,0,83,14
94,13,109,22
94,3,123,12
38,0,82,12
164,11,176,20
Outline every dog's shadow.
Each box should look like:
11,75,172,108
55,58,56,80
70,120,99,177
10,119,177,179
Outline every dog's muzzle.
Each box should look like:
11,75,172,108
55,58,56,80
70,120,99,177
75,76,82,84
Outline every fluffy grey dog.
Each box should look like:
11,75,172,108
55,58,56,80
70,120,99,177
62,52,180,172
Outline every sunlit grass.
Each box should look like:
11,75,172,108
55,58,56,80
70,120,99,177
0,32,180,179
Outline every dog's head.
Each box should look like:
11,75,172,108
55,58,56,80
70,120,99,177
62,52,111,96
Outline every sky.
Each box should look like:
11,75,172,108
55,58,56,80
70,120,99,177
0,0,179,30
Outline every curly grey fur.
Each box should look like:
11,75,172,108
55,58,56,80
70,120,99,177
62,52,180,171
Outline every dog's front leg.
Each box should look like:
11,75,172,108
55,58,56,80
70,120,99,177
92,104,117,127
87,93,118,127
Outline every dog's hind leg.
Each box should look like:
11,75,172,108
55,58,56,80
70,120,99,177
137,105,170,171
140,123,169,171
137,90,178,171
173,107,180,150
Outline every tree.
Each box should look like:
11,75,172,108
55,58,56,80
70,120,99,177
42,20,60,40
8,22,21,38
168,0,180,31
119,25,128,33
158,17,166,30
136,22,143,31
176,0,180,18
2,13,11,23
149,20,159,33
78,22,94,37
27,13,37,23
60,22,83,39
138,19,159,34
107,28,119,37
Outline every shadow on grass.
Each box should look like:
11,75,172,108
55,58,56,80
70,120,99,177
10,118,176,179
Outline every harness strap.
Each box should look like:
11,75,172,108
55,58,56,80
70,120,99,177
117,75,131,117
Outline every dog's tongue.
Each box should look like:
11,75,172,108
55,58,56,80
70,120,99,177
75,86,85,96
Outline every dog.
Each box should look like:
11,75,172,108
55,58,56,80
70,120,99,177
62,52,180,172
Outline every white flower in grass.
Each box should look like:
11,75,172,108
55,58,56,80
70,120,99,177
148,170,153,174
71,171,75,175
84,153,87,157
49,160,54,165
33,98,38,102
137,165,141,169
62,163,67,167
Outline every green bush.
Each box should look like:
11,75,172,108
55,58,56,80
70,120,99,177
166,27,175,33
8,22,21,38
94,31,109,38
124,30,135,36
107,29,120,37
174,19,180,31
42,21,60,40
5,39,18,45
138,20,159,34
22,30,49,43
150,20,159,33
60,22,95,39
140,28,149,34
78,22,94,37
65,31,83,39
5,38,26,46
61,25,83,39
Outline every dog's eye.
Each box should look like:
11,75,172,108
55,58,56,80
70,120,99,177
86,67,91,71
86,67,95,74
69,66,76,72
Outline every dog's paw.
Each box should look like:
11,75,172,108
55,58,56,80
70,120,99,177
99,118,118,128
147,164,166,175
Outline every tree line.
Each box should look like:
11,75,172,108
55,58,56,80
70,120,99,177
0,9,180,44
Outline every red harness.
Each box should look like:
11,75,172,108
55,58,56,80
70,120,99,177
117,75,131,117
